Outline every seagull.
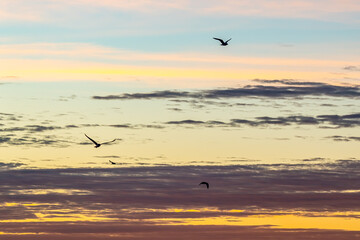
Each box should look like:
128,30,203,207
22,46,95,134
84,134,117,148
199,182,209,189
213,37,231,46
109,160,116,165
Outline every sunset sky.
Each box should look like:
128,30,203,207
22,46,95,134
0,0,360,239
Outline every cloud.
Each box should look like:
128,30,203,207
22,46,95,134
95,155,121,159
167,107,183,112
0,112,21,121
0,135,70,147
93,91,191,100
0,121,165,148
166,120,227,128
301,157,327,162
344,65,360,71
25,125,62,132
92,81,360,100
0,162,25,169
0,225,359,240
164,113,360,128
1,161,360,237
252,79,327,86
1,160,360,212
4,0,360,22
0,205,36,220
326,135,360,142
107,124,133,128
0,42,354,85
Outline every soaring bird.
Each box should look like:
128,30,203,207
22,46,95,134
213,37,231,46
109,160,116,165
84,134,117,148
199,182,209,189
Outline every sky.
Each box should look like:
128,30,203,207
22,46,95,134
0,0,360,239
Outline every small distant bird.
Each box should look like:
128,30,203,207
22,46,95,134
213,37,231,46
84,134,117,148
109,160,116,165
199,182,209,189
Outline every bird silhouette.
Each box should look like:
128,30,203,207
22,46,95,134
199,182,209,189
84,134,117,148
109,160,116,165
213,37,231,46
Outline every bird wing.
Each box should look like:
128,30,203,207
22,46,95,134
84,134,99,145
109,160,115,164
213,38,225,44
199,182,209,188
225,38,232,43
101,139,117,145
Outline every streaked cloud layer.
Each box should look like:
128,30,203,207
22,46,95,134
0,161,360,239
93,80,360,99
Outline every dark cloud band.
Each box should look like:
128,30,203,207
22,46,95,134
165,113,360,128
92,81,360,100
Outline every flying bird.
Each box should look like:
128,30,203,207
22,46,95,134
199,182,209,189
213,37,231,46
109,160,116,165
84,134,117,148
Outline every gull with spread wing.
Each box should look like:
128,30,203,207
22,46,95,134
213,37,231,46
84,134,117,148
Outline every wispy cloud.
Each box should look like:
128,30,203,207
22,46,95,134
326,135,360,142
164,113,360,128
0,161,25,169
0,135,70,147
0,43,355,85
93,81,360,100
344,65,360,71
2,0,360,22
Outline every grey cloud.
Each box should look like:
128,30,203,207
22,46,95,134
0,127,27,132
167,120,208,125
0,113,22,122
106,124,164,129
252,79,326,86
0,225,359,240
0,124,66,133
93,90,191,100
301,157,327,162
0,135,72,147
326,135,360,142
107,124,133,128
171,99,256,109
165,113,360,128
25,125,62,132
0,122,164,148
0,136,11,143
1,161,360,238
0,162,25,169
65,125,79,128
167,107,183,112
1,160,360,213
344,65,360,71
0,205,36,220
92,81,360,100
